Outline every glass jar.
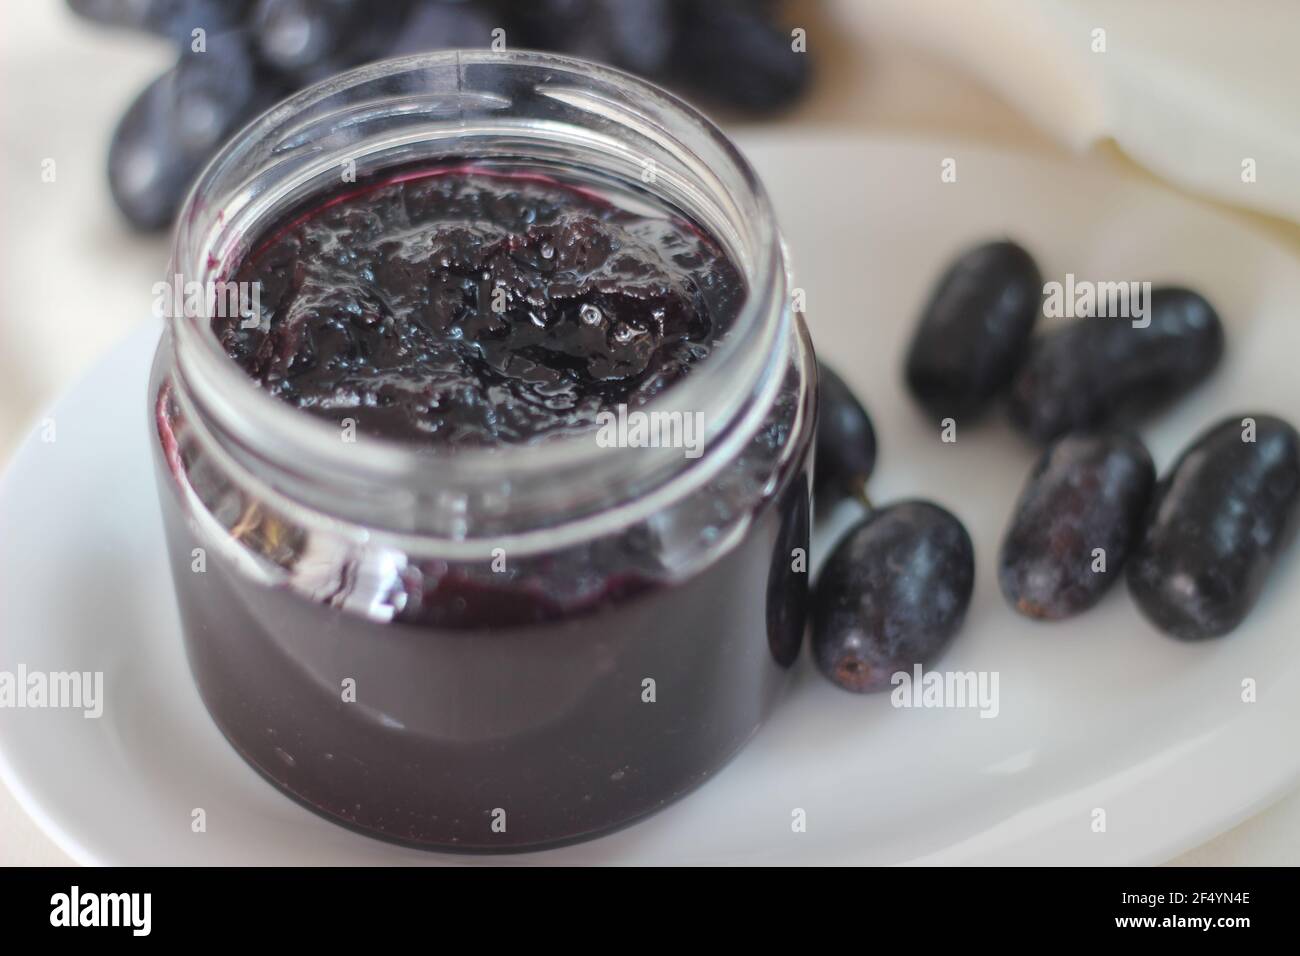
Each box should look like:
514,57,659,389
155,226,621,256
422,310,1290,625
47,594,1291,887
150,50,815,852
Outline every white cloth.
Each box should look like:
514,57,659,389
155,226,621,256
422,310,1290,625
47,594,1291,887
842,0,1300,224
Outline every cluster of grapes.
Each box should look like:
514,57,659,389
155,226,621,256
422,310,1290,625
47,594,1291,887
67,0,813,231
812,240,1299,694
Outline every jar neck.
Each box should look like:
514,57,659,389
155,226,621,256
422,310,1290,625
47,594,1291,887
167,51,791,541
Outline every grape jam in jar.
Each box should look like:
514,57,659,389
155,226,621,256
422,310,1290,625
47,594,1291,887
150,51,813,851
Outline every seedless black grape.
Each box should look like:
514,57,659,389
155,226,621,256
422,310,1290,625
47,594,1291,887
1000,432,1155,620
813,501,974,693
905,240,1042,423
1007,287,1224,445
1127,414,1300,640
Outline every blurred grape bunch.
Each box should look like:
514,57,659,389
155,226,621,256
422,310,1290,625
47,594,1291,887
107,29,282,229
69,0,814,231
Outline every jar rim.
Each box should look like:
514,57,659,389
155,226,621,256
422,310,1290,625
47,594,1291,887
166,49,790,538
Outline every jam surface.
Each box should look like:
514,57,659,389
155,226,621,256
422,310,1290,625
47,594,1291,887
216,168,745,445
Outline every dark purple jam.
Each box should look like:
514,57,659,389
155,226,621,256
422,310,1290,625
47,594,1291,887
156,165,812,852
214,167,744,445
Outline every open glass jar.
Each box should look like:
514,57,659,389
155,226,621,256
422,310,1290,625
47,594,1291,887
150,50,814,851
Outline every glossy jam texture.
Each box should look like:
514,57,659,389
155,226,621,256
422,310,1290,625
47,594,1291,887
215,168,745,445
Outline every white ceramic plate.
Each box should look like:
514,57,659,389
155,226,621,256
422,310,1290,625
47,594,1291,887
2,135,1299,865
